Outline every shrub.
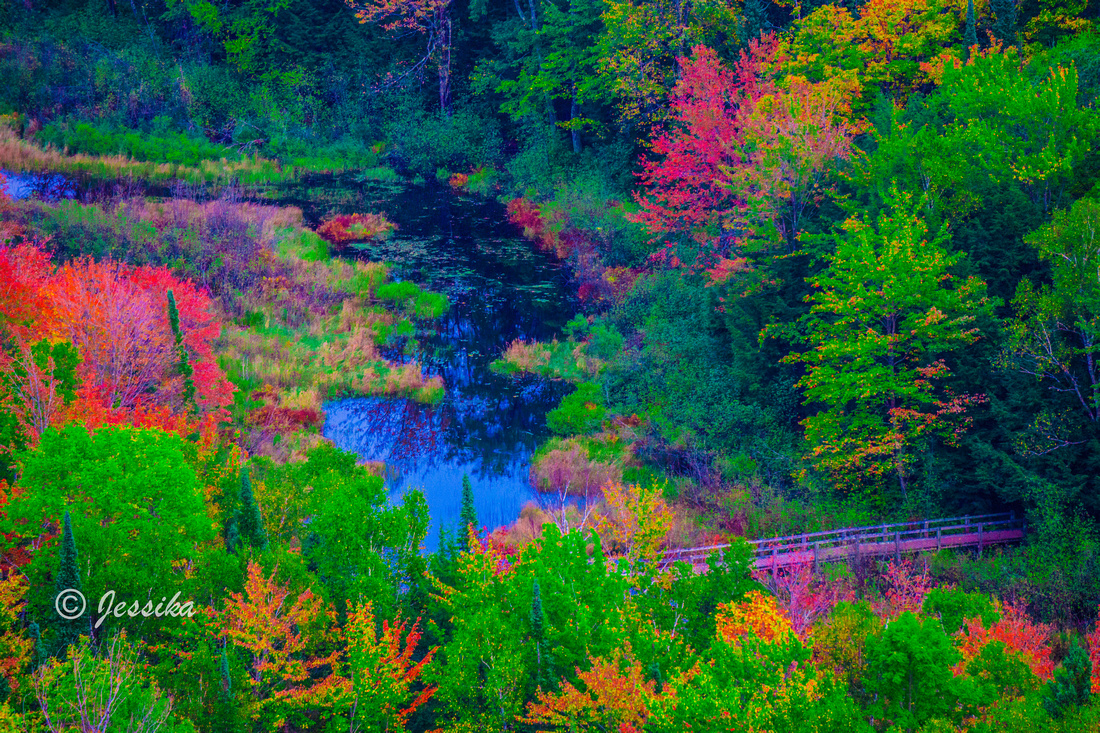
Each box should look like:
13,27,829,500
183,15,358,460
547,382,606,435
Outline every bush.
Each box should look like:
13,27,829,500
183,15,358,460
1042,641,1092,719
547,382,606,435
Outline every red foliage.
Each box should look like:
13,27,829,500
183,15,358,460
755,561,855,637
40,258,234,414
316,213,395,247
954,602,1054,682
1085,604,1100,693
246,405,323,431
0,240,52,334
878,557,936,618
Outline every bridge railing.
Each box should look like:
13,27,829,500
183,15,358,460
657,512,1025,569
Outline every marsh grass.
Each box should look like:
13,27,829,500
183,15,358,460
0,122,371,191
491,338,601,380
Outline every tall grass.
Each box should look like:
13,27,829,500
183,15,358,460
0,122,341,189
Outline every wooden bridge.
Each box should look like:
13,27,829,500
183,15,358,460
658,512,1027,573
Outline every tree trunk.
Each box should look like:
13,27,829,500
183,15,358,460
570,92,581,153
436,10,453,116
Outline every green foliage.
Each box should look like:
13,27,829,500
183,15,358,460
459,473,477,541
1042,641,1093,718
923,587,1001,635
6,424,214,636
52,511,82,657
547,381,606,435
862,611,975,730
38,120,237,167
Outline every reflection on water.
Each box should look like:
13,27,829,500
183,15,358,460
273,176,576,547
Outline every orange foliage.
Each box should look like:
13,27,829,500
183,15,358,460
954,601,1054,682
716,590,795,645
522,649,660,732
212,562,341,701
345,600,437,729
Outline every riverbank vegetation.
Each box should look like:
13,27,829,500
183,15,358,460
1,0,1099,729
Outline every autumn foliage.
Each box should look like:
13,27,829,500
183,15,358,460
316,212,396,247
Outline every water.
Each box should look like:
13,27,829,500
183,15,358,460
273,176,576,546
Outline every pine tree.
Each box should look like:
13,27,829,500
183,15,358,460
742,0,768,43
28,622,47,669
1042,641,1092,718
991,0,1016,45
216,643,241,733
459,474,477,545
964,0,978,55
237,466,268,552
53,510,84,655
167,290,196,409
224,512,241,554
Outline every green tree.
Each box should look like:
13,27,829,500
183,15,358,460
167,290,196,410
1042,640,1092,719
5,424,215,633
783,189,993,498
1003,197,1100,454
52,511,84,655
862,611,975,730
459,473,477,542
237,466,268,553
964,0,978,52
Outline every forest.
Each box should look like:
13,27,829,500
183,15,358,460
0,0,1099,729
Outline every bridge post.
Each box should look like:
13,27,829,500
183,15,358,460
772,546,778,577
978,523,984,556
923,520,928,538
813,543,819,574
937,528,942,552
894,531,900,561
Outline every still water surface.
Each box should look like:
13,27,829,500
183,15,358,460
274,177,576,546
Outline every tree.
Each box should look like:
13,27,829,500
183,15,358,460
459,473,477,544
213,562,341,721
1042,640,1092,719
236,466,268,553
346,0,455,115
52,512,83,657
167,290,196,411
6,424,215,631
863,611,973,730
33,635,176,733
521,648,659,731
40,259,233,414
782,189,993,496
595,481,674,566
344,600,436,732
964,0,979,52
1003,197,1100,453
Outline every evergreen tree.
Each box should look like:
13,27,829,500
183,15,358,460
224,512,241,555
459,474,477,545
216,643,242,733
167,290,196,409
237,466,268,552
28,623,47,670
991,0,1016,45
742,0,768,43
1042,641,1092,718
964,0,978,54
53,510,84,655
